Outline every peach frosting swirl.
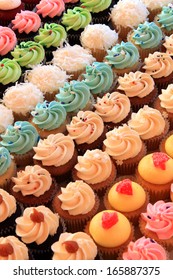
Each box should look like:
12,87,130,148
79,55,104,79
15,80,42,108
159,84,173,113
0,236,29,260
15,206,59,244
36,0,65,18
58,180,95,215
75,149,112,184
33,133,75,167
0,26,17,56
12,11,41,34
0,189,16,223
143,52,173,78
51,232,97,260
163,35,173,56
12,165,52,197
128,105,166,140
141,200,173,240
66,111,104,145
94,92,130,123
118,71,155,98
103,124,142,161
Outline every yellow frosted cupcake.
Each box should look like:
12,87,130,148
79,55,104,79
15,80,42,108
160,131,173,158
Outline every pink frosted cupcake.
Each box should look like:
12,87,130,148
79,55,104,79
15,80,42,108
0,26,17,58
35,0,65,23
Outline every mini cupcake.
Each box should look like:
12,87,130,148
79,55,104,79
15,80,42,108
0,147,17,190
2,83,44,122
55,80,93,117
72,149,117,195
10,165,57,207
34,23,67,60
15,205,64,259
128,105,169,150
159,131,173,158
52,44,95,80
117,71,157,112
110,0,149,39
0,189,22,236
121,236,168,260
81,62,116,98
22,0,40,10
0,121,39,167
33,133,78,177
11,41,45,70
154,4,173,36
153,84,173,129
105,41,141,76
139,200,173,251
127,21,163,61
0,26,17,59
51,231,97,260
0,104,14,134
85,210,134,259
52,180,100,232
30,101,68,138
142,0,171,21
0,236,29,260
66,111,106,154
0,0,25,26
35,0,65,24
103,124,147,175
24,64,69,101
94,92,131,130
163,34,173,55
11,10,41,42
80,24,118,62
135,152,173,201
104,177,149,224
61,6,92,45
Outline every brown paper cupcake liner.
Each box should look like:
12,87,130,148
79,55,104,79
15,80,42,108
111,22,132,41
112,60,142,76
154,97,173,130
0,160,17,191
154,72,173,93
67,68,86,81
89,48,107,62
13,149,35,167
159,130,173,156
13,111,31,122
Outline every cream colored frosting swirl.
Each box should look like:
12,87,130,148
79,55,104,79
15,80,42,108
128,105,166,140
75,149,112,184
12,165,52,197
118,71,155,98
0,104,14,134
0,189,16,223
143,52,173,78
51,232,97,260
66,111,104,145
0,0,21,10
163,35,173,55
0,236,29,260
142,0,171,10
33,133,75,167
16,206,59,244
103,124,142,161
58,180,95,215
159,84,173,113
94,92,131,123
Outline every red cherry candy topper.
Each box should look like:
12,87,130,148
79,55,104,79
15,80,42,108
102,212,118,229
152,152,169,170
116,179,133,195
63,241,79,253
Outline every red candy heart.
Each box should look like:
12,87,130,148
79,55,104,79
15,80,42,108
152,152,169,170
102,212,118,229
116,179,133,195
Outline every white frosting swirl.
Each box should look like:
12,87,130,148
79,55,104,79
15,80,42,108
0,189,16,223
0,104,14,134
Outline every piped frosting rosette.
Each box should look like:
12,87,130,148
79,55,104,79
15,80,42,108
12,10,41,34
36,0,65,18
0,26,17,56
0,236,29,260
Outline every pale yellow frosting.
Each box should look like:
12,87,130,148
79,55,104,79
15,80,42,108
142,0,171,10
165,135,173,158
0,236,29,260
89,210,131,247
159,84,173,113
24,65,69,94
12,165,52,197
3,83,44,115
143,52,173,78
94,92,130,123
163,35,173,56
0,0,21,10
128,105,166,140
33,133,75,167
75,149,112,184
51,232,97,260
0,189,16,223
0,104,14,134
16,206,59,245
108,181,146,212
80,24,118,50
118,71,155,98
138,153,173,184
58,180,95,215
66,111,104,144
103,124,142,161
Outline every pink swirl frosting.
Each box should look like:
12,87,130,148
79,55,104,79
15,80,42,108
0,26,17,56
142,200,173,239
12,11,41,34
123,236,167,260
36,0,65,18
